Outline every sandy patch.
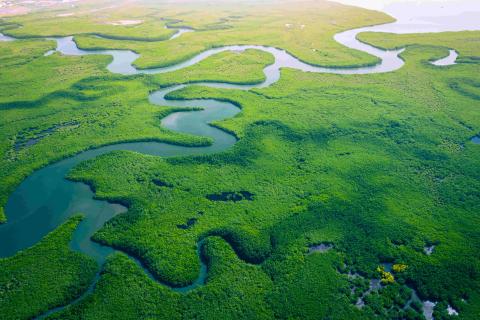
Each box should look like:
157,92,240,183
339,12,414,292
285,23,306,30
108,20,143,26
57,12,74,17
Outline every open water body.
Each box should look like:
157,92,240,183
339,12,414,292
0,1,478,316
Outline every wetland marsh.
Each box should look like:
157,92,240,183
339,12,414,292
0,0,479,319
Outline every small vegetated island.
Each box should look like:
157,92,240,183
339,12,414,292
0,0,479,319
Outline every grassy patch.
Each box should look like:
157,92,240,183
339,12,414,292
152,49,274,85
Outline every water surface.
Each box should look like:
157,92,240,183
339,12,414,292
431,50,458,66
0,33,15,41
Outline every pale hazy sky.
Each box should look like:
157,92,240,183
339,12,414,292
333,0,480,11
332,0,480,30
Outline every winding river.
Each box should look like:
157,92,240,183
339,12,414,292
0,4,474,317
0,21,410,262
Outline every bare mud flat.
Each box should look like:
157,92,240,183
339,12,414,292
57,13,74,17
107,20,144,26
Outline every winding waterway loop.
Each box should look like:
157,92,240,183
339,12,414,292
0,20,411,265
0,5,475,315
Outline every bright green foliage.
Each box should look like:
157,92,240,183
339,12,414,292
46,253,181,320
392,263,408,273
377,266,395,284
0,216,97,320
0,39,108,104
265,250,363,319
152,49,274,86
65,43,480,318
362,284,424,319
0,41,273,224
182,237,274,319
48,237,274,319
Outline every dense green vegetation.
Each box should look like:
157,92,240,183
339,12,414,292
60,44,480,318
0,216,97,320
1,0,479,319
0,41,272,224
48,237,275,319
